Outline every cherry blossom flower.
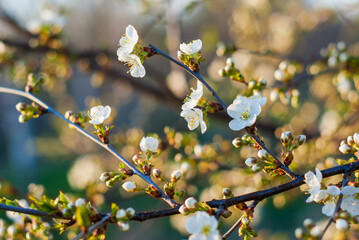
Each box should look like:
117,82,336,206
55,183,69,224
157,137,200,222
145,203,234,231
180,108,207,134
186,211,221,240
118,54,146,78
117,25,138,55
227,95,267,131
341,186,359,216
182,80,203,110
140,136,159,153
320,185,341,216
304,168,322,203
180,39,202,55
88,105,111,125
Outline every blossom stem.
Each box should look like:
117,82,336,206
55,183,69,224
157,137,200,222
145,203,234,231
222,200,260,240
319,173,350,240
0,87,177,207
73,214,111,240
246,129,297,179
149,44,228,109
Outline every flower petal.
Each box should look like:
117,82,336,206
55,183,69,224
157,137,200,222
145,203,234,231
229,119,247,131
322,201,336,216
327,186,341,196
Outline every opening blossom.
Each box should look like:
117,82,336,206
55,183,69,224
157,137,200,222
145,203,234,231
185,211,221,240
117,25,145,78
304,168,323,203
320,185,341,216
88,105,111,125
340,186,359,216
182,80,204,110
140,136,159,153
179,39,202,55
227,95,267,131
180,108,207,134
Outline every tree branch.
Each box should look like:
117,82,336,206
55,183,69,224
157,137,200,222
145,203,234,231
73,214,111,240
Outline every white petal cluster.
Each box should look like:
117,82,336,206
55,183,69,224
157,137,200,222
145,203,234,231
320,186,340,216
185,211,221,240
179,39,202,55
340,186,359,216
140,136,159,153
182,81,204,110
227,95,267,131
88,105,111,125
117,25,145,78
180,108,207,134
304,168,323,203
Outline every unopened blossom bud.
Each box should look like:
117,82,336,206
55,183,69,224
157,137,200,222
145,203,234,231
303,218,314,229
281,131,293,145
75,198,86,207
310,226,322,237
67,202,75,210
258,150,269,159
133,154,146,165
126,208,135,218
252,164,262,172
232,137,242,148
100,172,111,182
226,58,235,67
184,197,199,209
62,208,72,218
274,69,286,81
171,170,182,182
248,80,256,90
241,217,250,225
218,69,225,77
270,89,279,102
336,219,348,230
152,169,162,179
245,157,256,167
347,136,355,145
296,135,306,145
181,162,191,173
354,133,359,145
177,51,186,62
339,211,349,219
18,114,30,123
222,188,232,197
179,204,189,215
295,228,304,238
259,78,267,86
16,102,27,112
224,65,231,73
64,110,73,119
337,41,346,50
122,181,137,192
116,209,126,220
118,222,129,231
339,144,351,154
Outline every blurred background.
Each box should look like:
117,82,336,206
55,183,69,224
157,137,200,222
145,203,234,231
0,0,359,239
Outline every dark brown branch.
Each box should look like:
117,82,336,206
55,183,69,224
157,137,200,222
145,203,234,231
73,214,111,240
0,203,69,220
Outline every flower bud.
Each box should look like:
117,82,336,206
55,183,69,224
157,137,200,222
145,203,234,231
353,133,359,145
171,170,182,182
241,217,250,225
303,218,314,229
270,89,279,102
347,136,355,145
258,150,269,159
274,69,285,81
245,157,256,167
336,219,348,230
279,60,289,71
75,198,86,207
218,69,225,77
100,172,111,182
62,208,72,218
281,131,293,145
67,202,75,210
181,162,191,173
259,77,267,86
116,209,126,220
295,135,306,145
18,114,30,123
177,51,186,61
252,164,262,172
224,65,231,73
132,154,146,165
16,102,27,112
152,169,162,179
118,222,129,231
232,137,242,148
126,208,135,218
339,144,351,154
184,197,199,209
222,188,232,197
295,228,304,238
248,80,256,90
64,110,73,119
310,226,322,237
122,181,137,192
178,204,189,215
226,58,235,67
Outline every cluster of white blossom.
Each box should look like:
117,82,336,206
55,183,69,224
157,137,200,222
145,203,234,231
117,25,145,78
88,105,111,125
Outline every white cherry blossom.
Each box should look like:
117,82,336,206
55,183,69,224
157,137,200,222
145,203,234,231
117,25,138,55
180,39,202,55
182,81,203,110
186,211,221,240
304,168,322,203
140,136,159,153
118,54,146,78
88,105,111,125
341,186,359,216
320,185,341,216
227,95,267,131
180,108,207,134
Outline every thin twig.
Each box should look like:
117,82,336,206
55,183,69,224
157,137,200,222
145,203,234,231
0,87,177,207
319,173,350,240
0,203,69,220
73,214,111,240
222,200,260,240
